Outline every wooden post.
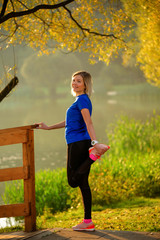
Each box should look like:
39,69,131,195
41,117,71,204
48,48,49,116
0,125,37,232
23,130,36,232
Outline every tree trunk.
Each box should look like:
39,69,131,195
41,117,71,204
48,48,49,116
0,76,19,102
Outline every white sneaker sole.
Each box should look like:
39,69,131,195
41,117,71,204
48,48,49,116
73,228,95,231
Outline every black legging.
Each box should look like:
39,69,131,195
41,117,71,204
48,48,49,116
67,140,94,219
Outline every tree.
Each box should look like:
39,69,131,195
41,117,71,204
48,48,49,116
121,0,160,87
0,0,126,55
0,0,159,101
20,51,82,98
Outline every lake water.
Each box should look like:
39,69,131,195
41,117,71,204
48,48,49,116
0,217,17,229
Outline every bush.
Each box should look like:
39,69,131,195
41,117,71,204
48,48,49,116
35,168,70,215
2,168,70,216
89,151,160,206
107,113,160,155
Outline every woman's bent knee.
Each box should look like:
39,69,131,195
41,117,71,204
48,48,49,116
68,179,79,188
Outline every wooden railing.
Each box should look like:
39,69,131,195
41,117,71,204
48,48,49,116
0,125,37,232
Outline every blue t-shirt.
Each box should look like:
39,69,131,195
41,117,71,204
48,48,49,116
65,94,92,144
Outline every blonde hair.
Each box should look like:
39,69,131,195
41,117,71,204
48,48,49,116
71,71,93,97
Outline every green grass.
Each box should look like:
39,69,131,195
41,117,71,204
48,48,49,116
36,197,160,232
1,197,159,233
0,226,23,234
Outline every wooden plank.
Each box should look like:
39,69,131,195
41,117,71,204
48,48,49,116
0,166,29,182
0,130,28,146
0,203,30,218
0,125,38,134
23,130,36,232
0,230,49,240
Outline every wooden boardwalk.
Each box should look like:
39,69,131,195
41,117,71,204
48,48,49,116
0,229,160,240
0,229,49,240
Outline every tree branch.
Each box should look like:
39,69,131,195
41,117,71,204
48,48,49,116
60,35,86,54
16,0,50,27
0,76,19,102
0,25,19,43
0,0,74,24
63,6,119,40
0,0,9,18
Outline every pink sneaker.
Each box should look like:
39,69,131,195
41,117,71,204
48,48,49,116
72,221,95,231
89,145,110,161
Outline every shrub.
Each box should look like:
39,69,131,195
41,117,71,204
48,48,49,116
35,168,70,215
2,168,70,216
107,113,160,155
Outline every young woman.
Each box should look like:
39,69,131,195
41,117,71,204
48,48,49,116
36,71,110,231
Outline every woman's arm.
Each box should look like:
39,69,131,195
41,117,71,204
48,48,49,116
81,109,96,141
36,121,65,130
81,108,107,155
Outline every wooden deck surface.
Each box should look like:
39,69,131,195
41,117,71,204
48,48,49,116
0,229,160,240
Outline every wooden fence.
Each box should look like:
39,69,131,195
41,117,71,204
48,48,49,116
0,125,37,232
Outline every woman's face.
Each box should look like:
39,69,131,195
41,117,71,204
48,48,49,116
72,74,85,96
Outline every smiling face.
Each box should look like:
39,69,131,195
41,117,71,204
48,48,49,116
71,74,86,96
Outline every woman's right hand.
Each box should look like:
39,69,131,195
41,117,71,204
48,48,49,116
35,122,49,130
94,143,110,156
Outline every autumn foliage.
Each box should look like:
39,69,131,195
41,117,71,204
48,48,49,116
0,0,160,88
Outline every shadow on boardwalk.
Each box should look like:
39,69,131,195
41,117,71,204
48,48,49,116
0,228,160,240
